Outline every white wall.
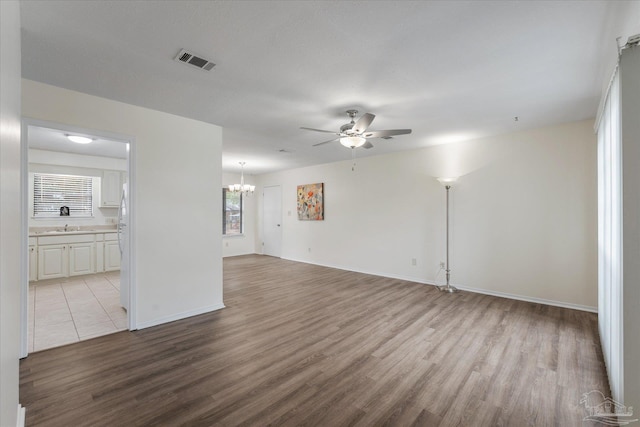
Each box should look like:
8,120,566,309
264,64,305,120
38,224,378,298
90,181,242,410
22,79,224,328
0,1,22,425
29,149,127,228
222,171,257,257
257,120,597,310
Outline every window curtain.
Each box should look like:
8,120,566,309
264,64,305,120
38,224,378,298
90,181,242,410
596,66,622,402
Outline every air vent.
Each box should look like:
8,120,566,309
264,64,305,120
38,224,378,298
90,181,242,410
174,49,216,71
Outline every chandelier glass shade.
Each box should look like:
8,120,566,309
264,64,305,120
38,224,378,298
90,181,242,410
228,162,255,195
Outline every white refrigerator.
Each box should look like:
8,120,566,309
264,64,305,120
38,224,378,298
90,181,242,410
118,182,129,311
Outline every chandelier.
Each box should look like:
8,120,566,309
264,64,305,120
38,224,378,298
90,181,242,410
228,162,255,195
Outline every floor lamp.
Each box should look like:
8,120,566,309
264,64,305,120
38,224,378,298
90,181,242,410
437,177,459,293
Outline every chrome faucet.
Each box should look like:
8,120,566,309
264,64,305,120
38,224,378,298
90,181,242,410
64,224,68,232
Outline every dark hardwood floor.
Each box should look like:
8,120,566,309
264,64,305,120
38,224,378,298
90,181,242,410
20,254,609,426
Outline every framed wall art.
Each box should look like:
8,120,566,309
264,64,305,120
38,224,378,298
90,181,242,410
297,183,324,220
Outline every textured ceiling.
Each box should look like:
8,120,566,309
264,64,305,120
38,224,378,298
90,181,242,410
20,1,637,174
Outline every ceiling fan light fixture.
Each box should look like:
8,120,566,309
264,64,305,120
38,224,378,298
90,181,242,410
66,135,93,144
340,136,366,148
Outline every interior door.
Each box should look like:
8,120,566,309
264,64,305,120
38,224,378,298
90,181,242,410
263,185,282,257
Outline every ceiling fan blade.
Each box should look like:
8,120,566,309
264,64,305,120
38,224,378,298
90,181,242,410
312,137,338,147
362,129,412,138
362,141,374,149
300,127,340,134
351,113,375,134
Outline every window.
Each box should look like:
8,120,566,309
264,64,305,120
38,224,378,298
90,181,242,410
223,189,243,235
33,173,93,218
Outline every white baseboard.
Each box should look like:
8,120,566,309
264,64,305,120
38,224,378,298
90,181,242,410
452,284,598,313
281,256,597,313
283,256,431,285
136,303,225,330
17,405,25,427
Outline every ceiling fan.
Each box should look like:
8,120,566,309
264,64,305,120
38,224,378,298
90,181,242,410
301,110,412,149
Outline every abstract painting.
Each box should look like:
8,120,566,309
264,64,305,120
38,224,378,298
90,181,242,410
297,183,324,220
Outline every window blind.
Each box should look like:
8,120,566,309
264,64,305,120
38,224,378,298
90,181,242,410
34,173,93,217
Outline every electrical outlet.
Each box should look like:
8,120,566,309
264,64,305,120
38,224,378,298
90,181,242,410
439,261,445,268
411,258,417,266
308,247,311,252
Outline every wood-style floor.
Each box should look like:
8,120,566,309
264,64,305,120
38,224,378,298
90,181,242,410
20,254,609,426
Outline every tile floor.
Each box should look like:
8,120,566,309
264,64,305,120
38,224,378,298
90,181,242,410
28,271,127,352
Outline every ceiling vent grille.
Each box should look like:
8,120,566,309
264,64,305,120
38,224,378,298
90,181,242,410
174,49,216,71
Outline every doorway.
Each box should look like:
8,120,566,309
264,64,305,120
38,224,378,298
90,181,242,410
263,185,282,257
21,120,135,355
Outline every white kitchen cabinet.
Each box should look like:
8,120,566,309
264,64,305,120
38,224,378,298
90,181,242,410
36,233,99,280
101,170,122,208
68,242,95,276
104,233,121,271
38,244,68,280
95,234,105,272
29,245,38,282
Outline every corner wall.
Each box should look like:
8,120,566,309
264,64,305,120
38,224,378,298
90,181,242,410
0,1,23,425
22,80,224,329
257,120,597,310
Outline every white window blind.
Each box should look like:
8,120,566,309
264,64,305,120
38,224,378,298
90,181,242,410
34,173,93,217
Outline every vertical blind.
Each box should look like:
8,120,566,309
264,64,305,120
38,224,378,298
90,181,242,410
33,173,93,217
597,66,622,402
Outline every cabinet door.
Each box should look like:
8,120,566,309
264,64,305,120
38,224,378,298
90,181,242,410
38,244,67,280
101,170,121,207
104,241,121,271
69,243,95,276
95,240,105,273
29,246,38,282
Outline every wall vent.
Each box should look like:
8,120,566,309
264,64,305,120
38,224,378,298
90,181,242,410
174,49,216,71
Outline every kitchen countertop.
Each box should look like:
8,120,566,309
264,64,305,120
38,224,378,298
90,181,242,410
29,227,118,237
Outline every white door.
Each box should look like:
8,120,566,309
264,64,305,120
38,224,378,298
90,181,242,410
263,185,282,257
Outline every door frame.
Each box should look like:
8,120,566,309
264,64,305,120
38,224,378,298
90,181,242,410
20,118,137,358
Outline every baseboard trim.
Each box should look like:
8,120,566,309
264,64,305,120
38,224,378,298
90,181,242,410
282,256,432,285
452,284,598,313
280,256,597,313
17,405,25,427
136,303,226,330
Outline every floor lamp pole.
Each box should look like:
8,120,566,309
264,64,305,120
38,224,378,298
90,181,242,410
438,182,459,293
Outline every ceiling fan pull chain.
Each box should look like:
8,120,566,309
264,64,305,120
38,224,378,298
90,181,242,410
351,147,356,171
